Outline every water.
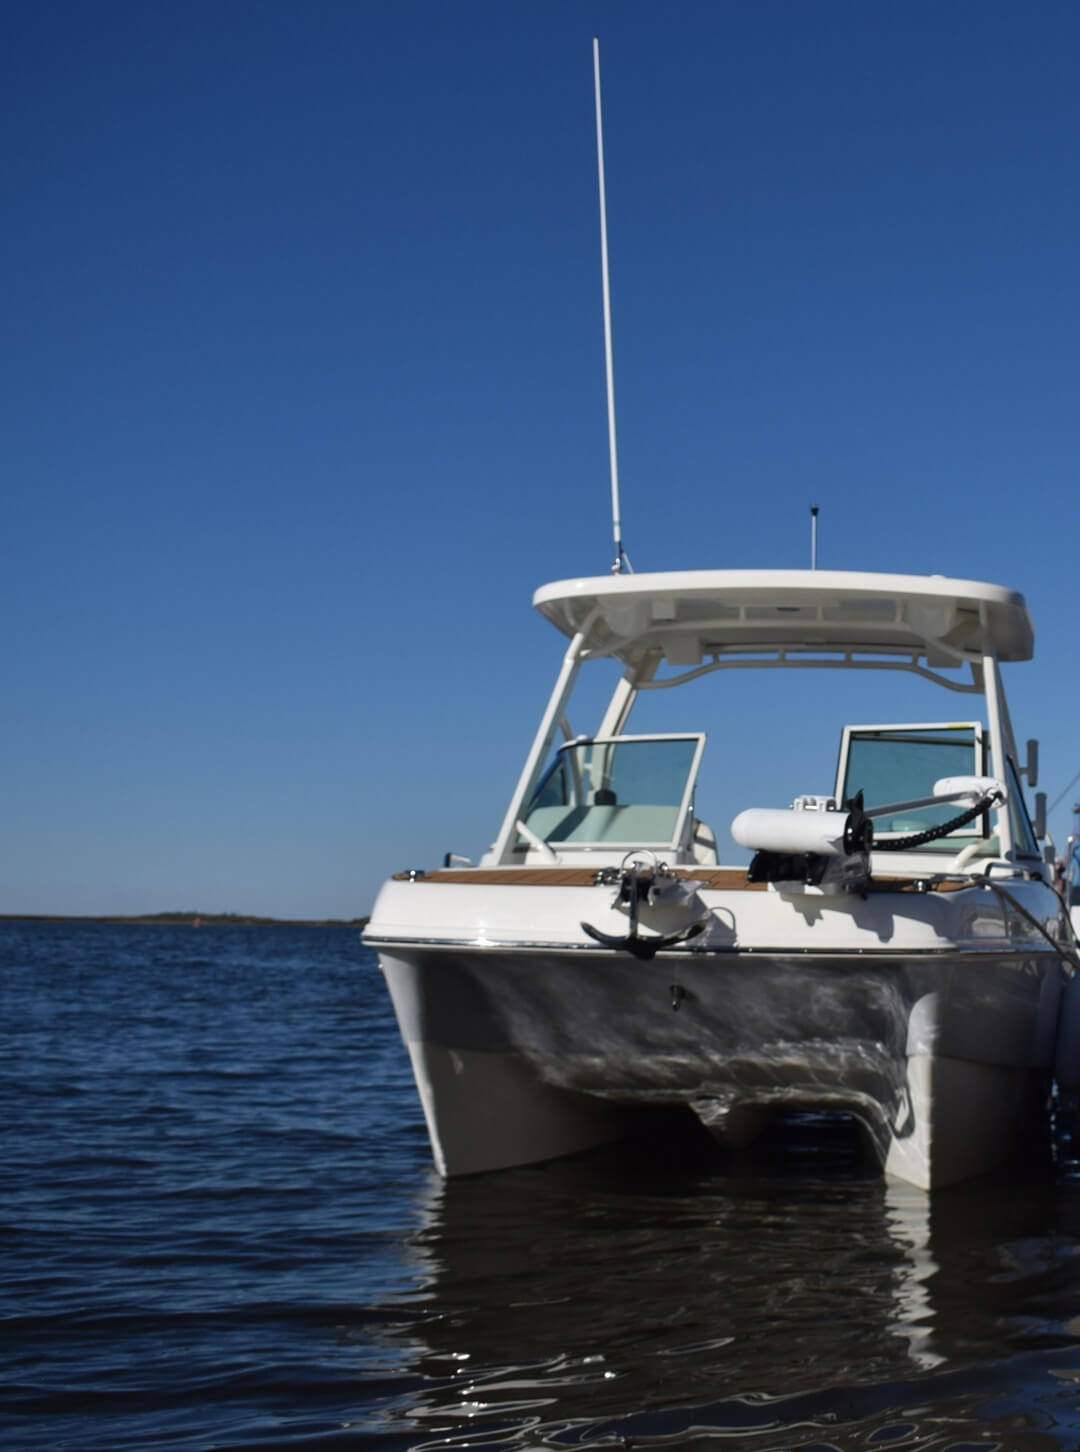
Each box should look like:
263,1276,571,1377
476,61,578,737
5,921,1080,1451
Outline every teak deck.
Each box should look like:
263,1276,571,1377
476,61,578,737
394,868,968,893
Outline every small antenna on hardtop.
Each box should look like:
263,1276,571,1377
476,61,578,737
810,505,819,570
593,38,630,575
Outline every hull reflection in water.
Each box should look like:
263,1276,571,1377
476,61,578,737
378,1135,1080,1451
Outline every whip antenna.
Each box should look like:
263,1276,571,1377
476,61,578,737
593,38,629,574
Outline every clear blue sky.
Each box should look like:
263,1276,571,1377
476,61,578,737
3,0,1079,918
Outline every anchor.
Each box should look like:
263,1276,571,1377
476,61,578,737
581,854,708,960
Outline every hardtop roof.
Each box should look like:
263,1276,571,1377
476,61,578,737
532,569,1033,666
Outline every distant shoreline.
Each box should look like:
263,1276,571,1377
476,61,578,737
0,912,369,929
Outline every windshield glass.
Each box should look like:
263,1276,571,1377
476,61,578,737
520,735,702,847
839,724,988,853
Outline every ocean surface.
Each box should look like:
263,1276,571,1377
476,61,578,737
5,921,1080,1452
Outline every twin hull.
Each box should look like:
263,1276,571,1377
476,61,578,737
368,872,1069,1190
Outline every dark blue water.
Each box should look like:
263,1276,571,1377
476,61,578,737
5,921,1080,1451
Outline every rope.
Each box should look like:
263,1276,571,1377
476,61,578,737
1047,766,1080,815
980,878,1080,968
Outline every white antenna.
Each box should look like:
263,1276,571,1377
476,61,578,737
593,38,629,574
810,505,819,569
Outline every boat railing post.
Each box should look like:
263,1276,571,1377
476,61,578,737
982,647,1015,860
595,651,659,738
490,608,600,863
993,661,1022,771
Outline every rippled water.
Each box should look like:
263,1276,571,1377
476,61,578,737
5,921,1080,1451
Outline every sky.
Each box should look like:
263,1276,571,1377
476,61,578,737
3,0,1080,919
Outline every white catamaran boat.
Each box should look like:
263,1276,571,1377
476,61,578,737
365,44,1077,1191
365,568,1077,1190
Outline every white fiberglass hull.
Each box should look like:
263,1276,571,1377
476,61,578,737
375,936,1063,1191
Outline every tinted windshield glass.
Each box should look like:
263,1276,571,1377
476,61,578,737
521,736,700,846
841,725,985,850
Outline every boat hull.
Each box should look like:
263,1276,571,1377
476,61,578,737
377,941,1063,1190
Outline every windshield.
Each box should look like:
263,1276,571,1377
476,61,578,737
519,735,703,848
838,724,988,853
